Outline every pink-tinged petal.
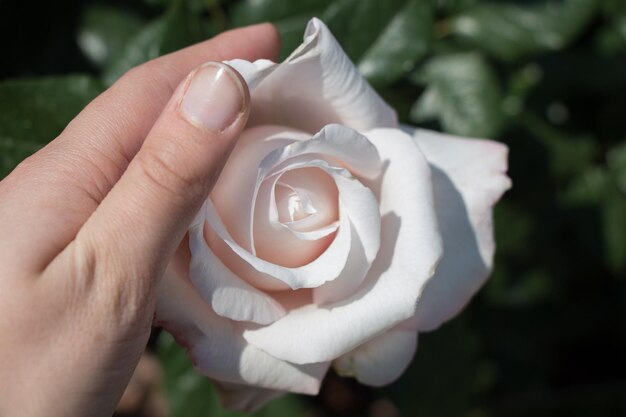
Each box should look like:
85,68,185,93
265,158,381,299
268,288,313,312
310,163,382,305
311,224,369,305
243,128,442,364
206,125,382,291
213,381,285,412
188,214,286,325
253,167,339,268
333,330,417,387
205,197,351,290
155,261,330,393
258,124,383,182
211,125,309,252
272,169,339,233
227,19,397,133
409,128,511,331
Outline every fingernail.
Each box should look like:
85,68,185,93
179,62,247,132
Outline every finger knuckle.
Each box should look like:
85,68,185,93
118,62,153,87
73,232,152,323
111,62,163,99
136,144,206,205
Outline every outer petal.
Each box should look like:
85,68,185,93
257,124,383,182
311,222,369,305
213,381,284,412
155,260,330,394
226,18,397,133
188,213,286,325
243,128,442,364
409,128,511,331
333,330,417,387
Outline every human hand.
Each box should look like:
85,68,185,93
0,23,279,417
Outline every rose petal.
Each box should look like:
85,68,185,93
409,128,511,331
271,170,338,233
155,261,329,393
211,125,310,252
206,125,383,291
310,162,381,305
248,124,383,302
226,19,397,133
213,381,284,412
243,128,442,364
257,124,383,182
188,214,286,325
253,167,339,268
224,59,276,90
268,288,313,312
205,197,352,290
207,157,381,291
333,329,417,387
311,222,369,305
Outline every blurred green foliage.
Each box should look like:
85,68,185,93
0,0,625,416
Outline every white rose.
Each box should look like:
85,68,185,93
156,18,511,411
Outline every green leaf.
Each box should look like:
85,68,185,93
159,332,231,417
158,332,307,417
594,20,626,55
384,317,478,417
231,0,334,26
160,2,211,54
563,166,612,205
562,140,626,273
410,52,503,138
602,190,626,273
563,159,626,274
0,76,103,178
493,202,534,260
273,14,320,60
321,0,406,61
436,0,478,14
519,111,596,179
144,0,215,13
607,141,626,194
602,0,626,16
77,5,144,69
101,20,164,85
486,266,552,307
103,2,209,85
232,0,434,75
595,0,626,54
449,0,597,61
231,0,334,60
357,0,434,86
604,142,626,272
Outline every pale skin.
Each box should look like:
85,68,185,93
0,23,280,417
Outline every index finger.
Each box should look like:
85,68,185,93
0,23,280,273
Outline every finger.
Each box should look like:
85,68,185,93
65,62,249,298
0,23,279,273
59,22,279,164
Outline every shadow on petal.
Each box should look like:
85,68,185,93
324,212,400,310
413,165,488,331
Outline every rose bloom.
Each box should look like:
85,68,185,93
156,18,511,411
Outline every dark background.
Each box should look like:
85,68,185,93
1,0,625,416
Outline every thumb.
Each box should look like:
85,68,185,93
78,62,249,283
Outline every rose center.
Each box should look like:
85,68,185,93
275,183,317,223
245,166,340,271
